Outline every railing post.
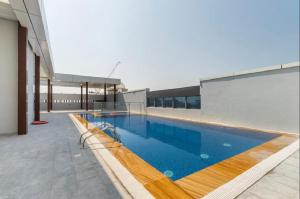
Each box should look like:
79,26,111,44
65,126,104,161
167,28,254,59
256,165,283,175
128,103,131,115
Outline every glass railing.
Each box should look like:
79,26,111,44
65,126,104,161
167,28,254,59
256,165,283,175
92,102,146,115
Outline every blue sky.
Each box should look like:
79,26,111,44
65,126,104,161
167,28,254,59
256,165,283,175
43,0,299,90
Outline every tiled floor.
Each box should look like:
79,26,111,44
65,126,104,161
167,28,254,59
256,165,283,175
237,150,299,199
0,113,121,199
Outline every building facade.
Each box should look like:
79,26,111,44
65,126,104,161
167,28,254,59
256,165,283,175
0,0,53,135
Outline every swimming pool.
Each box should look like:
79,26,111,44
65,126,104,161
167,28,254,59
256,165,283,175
81,113,279,181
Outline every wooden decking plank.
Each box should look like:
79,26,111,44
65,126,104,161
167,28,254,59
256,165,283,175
175,134,298,198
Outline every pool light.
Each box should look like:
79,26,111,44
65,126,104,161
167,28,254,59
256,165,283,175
200,153,209,159
163,170,174,178
223,143,232,147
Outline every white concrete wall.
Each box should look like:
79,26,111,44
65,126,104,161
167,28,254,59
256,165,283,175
146,64,299,134
0,18,18,134
147,108,202,121
118,89,148,114
27,44,35,124
200,65,299,134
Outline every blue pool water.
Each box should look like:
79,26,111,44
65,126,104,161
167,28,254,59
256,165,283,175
81,113,279,181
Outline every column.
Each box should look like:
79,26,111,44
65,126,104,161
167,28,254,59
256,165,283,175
47,79,50,112
18,24,28,135
34,55,40,121
86,82,88,111
104,83,107,102
113,84,117,109
50,84,53,110
80,84,83,109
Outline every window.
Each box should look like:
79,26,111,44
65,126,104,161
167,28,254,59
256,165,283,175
147,98,155,107
148,95,200,109
163,97,173,108
174,97,186,108
186,96,200,109
155,97,163,107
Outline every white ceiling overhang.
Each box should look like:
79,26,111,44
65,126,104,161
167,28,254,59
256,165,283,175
40,73,121,88
0,1,17,20
9,0,54,79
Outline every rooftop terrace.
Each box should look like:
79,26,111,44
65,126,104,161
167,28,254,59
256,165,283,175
0,112,298,199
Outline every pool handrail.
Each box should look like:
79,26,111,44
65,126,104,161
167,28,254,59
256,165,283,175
78,122,105,144
81,123,120,148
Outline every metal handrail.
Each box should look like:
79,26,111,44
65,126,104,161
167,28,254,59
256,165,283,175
81,124,120,148
78,122,105,144
109,127,121,143
81,125,110,148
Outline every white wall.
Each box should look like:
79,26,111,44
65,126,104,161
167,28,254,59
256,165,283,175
200,66,299,134
0,18,18,134
145,65,299,134
147,108,202,121
27,44,35,124
118,89,148,114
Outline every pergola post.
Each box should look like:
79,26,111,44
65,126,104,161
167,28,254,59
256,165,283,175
104,83,107,102
80,84,83,109
113,84,117,109
50,84,53,110
47,79,50,112
34,55,40,121
18,23,27,135
86,82,88,111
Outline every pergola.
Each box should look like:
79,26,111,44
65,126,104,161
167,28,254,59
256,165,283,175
41,73,121,112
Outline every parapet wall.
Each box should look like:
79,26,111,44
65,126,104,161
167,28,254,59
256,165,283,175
118,89,148,114
200,63,299,134
125,62,299,134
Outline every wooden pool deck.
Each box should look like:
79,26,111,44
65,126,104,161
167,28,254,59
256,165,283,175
175,134,298,198
74,114,298,199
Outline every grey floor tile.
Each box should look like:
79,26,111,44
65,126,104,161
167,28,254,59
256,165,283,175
0,113,121,199
238,150,300,199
